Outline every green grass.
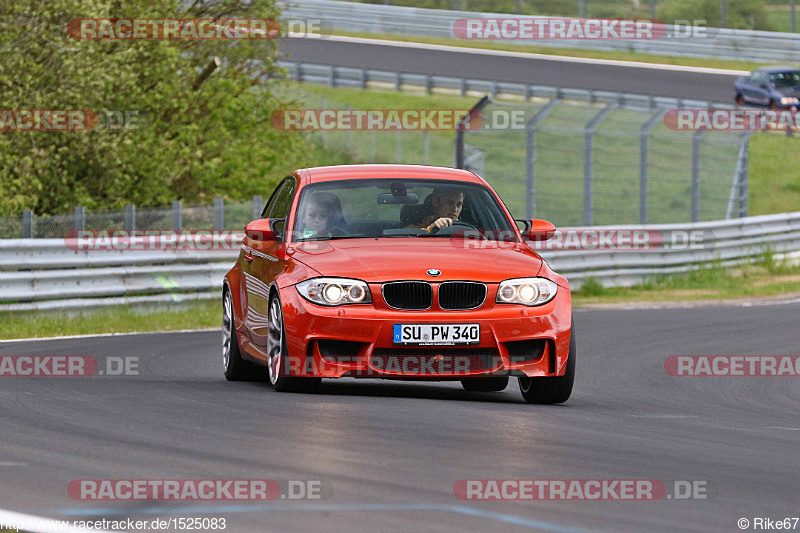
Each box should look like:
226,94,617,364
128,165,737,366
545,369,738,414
573,253,800,305
748,132,800,215
326,30,766,71
0,300,220,341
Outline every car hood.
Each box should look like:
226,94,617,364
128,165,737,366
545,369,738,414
775,86,800,97
287,238,543,283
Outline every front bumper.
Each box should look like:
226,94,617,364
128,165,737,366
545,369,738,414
278,282,572,380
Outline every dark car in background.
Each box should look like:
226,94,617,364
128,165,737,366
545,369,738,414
735,66,800,109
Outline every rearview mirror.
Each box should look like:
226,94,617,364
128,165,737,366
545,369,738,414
244,218,280,241
377,192,419,204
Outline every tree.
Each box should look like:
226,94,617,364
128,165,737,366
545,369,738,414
0,0,307,215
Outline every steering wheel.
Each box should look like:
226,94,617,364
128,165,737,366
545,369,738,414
330,225,351,237
430,220,479,236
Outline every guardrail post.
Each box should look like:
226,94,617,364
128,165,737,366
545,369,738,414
253,195,263,220
172,200,182,231
584,104,616,226
74,206,85,232
328,65,336,87
214,198,225,230
22,210,34,238
691,129,704,222
525,99,561,218
425,75,433,94
360,68,367,90
124,204,136,231
395,130,402,163
640,109,665,224
395,72,402,92
460,78,468,97
524,84,532,101
296,63,303,82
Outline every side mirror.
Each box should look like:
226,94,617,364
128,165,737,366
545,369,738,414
244,218,280,241
527,219,556,241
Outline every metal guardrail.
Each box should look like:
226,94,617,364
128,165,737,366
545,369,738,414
2,212,799,311
282,0,800,63
278,61,732,111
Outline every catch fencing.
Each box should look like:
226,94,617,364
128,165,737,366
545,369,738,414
284,61,750,226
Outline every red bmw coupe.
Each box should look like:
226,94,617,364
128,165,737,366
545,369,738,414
222,164,574,403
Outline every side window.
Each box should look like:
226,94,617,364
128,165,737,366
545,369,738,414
751,72,767,86
267,178,296,234
261,178,288,218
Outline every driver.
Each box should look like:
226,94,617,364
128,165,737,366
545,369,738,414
417,187,464,234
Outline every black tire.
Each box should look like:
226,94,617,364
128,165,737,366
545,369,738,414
223,289,265,381
735,94,745,105
769,100,778,110
518,320,575,404
267,292,321,393
461,376,509,392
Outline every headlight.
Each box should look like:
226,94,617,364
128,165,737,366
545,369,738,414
496,277,557,306
296,277,372,306
779,96,799,105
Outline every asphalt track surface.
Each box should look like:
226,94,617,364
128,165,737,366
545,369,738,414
279,37,743,103
1,302,799,532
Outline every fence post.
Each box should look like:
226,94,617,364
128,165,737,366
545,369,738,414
640,109,665,224
691,129,704,222
214,198,225,230
525,99,561,219
74,206,85,232
22,210,34,238
395,130,402,163
739,134,750,217
124,204,136,231
253,195,263,220
173,200,182,231
584,104,615,226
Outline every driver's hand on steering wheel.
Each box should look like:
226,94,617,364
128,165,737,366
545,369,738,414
426,217,454,233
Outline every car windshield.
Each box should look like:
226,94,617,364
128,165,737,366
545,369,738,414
291,178,518,242
769,70,800,88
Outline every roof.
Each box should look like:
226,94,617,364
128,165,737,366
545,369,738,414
296,164,484,185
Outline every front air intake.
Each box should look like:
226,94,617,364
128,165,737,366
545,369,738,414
381,281,433,310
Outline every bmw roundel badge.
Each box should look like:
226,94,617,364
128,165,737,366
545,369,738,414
426,269,441,276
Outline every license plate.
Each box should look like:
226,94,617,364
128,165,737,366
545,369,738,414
393,323,480,345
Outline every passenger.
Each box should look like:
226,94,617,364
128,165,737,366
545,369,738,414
298,192,345,238
412,187,464,234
